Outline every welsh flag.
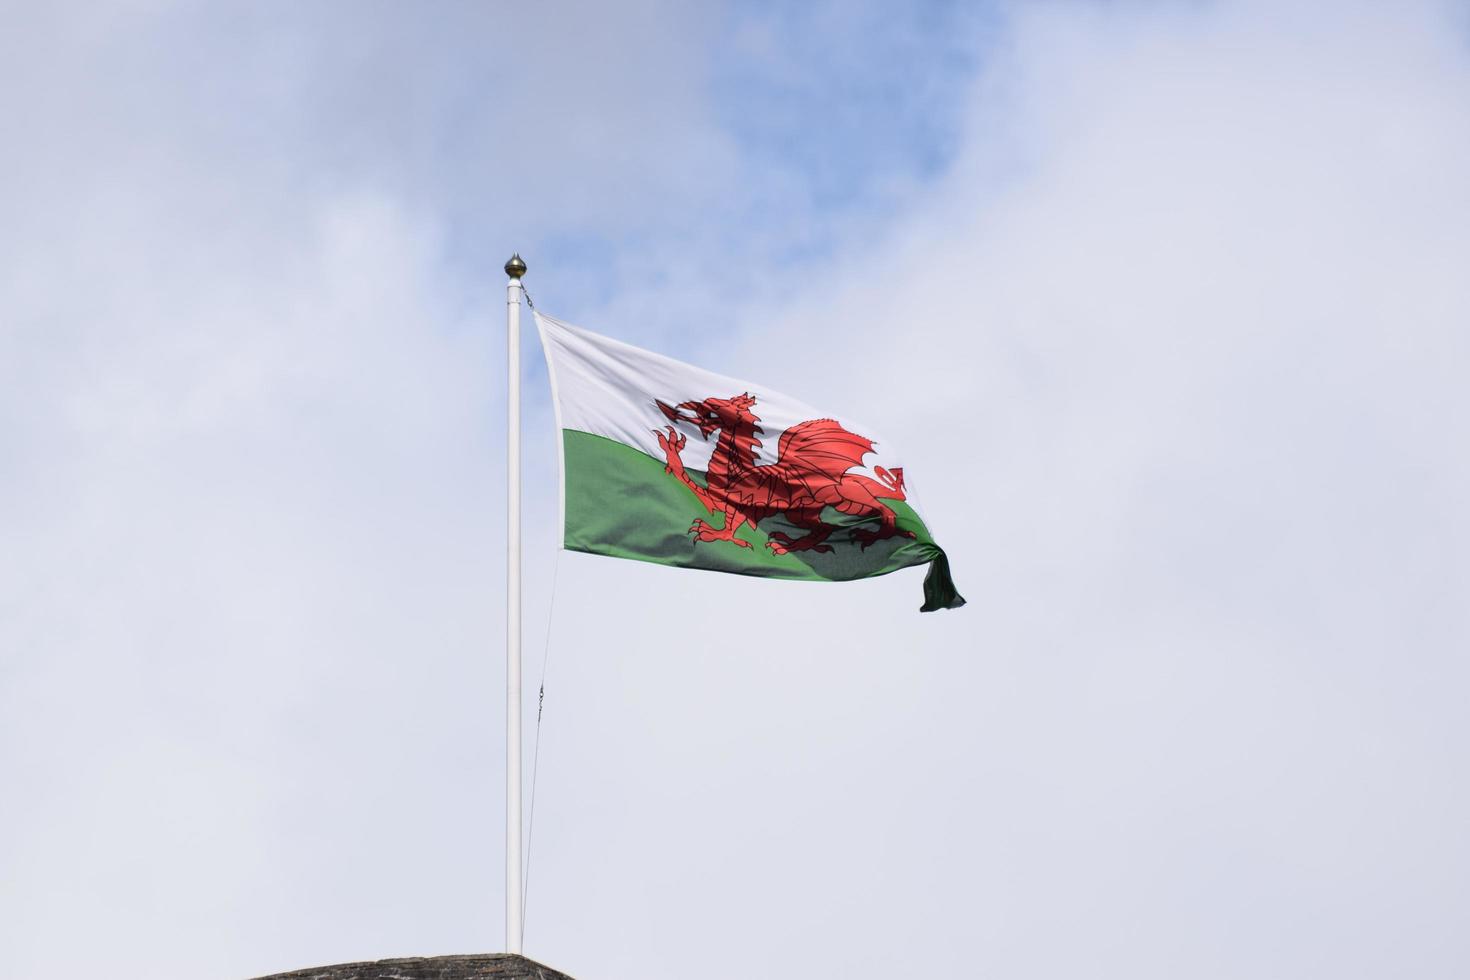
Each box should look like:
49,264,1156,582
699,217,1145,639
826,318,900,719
535,313,966,611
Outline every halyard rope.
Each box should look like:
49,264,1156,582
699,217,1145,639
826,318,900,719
521,548,561,944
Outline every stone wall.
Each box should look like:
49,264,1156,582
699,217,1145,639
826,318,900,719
252,953,574,980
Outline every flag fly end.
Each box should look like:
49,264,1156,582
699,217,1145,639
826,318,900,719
920,550,967,612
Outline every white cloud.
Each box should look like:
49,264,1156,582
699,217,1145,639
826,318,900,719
2,2,1467,979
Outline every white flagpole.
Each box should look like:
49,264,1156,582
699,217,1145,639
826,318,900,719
504,253,526,954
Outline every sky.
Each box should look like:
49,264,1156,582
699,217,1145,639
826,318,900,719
2,1,1468,978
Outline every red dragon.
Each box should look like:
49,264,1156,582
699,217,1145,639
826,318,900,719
653,391,915,555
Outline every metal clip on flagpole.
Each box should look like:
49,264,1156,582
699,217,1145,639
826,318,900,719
504,252,527,954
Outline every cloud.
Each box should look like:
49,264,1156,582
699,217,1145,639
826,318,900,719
2,2,1467,979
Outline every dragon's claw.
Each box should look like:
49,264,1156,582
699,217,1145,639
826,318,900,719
766,530,833,555
657,425,689,475
689,517,752,548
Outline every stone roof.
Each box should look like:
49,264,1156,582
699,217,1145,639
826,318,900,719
251,954,574,980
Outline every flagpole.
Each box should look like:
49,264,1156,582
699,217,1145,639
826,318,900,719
504,252,526,954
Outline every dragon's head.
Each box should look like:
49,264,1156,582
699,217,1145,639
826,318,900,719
655,391,759,440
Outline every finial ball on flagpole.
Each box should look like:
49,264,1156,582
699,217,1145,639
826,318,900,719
505,253,527,279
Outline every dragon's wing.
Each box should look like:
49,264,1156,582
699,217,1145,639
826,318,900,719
774,419,875,483
731,418,876,514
